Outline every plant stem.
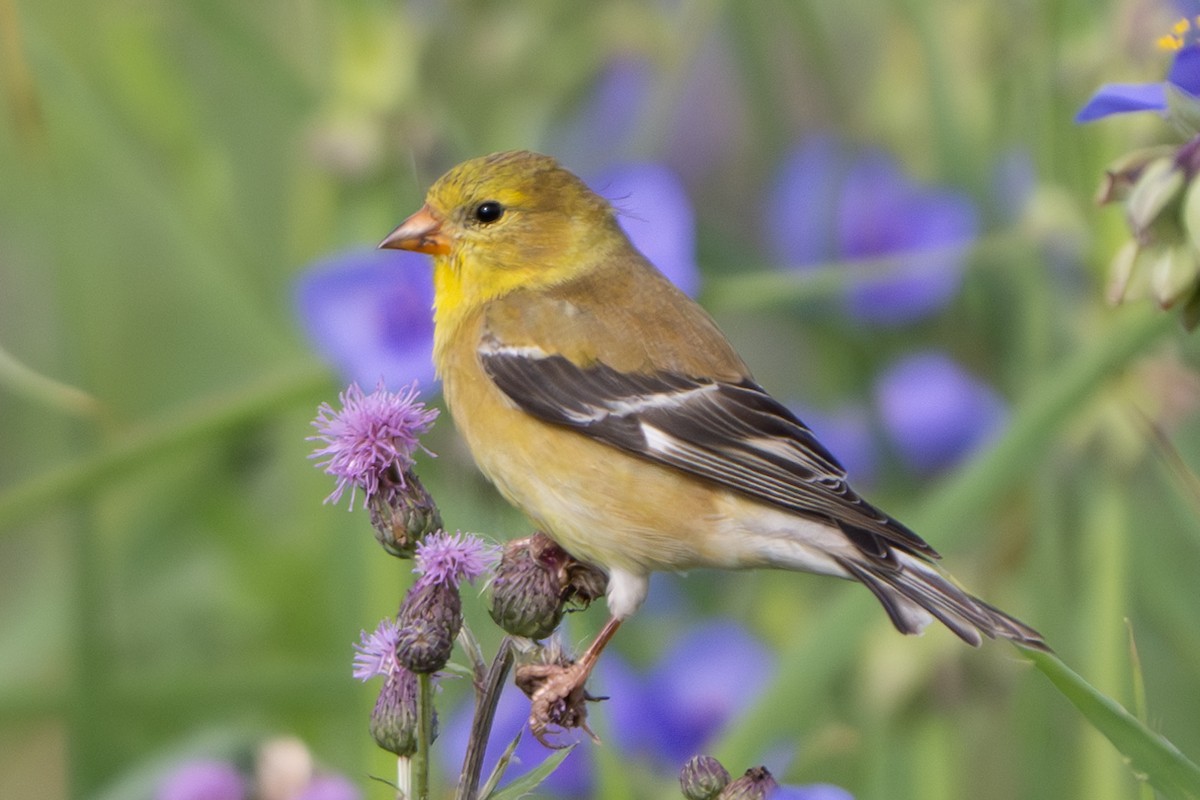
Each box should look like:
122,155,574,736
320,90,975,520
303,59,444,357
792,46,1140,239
413,673,435,800
456,637,516,800
397,755,412,800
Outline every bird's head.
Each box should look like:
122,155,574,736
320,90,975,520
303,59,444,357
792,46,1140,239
380,150,623,307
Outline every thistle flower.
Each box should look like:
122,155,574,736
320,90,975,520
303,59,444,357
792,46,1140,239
489,532,606,639
353,618,402,681
413,530,496,588
309,381,438,509
395,580,462,674
353,618,429,755
392,531,496,673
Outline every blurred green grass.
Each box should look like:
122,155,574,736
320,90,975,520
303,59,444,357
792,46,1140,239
2,0,1200,798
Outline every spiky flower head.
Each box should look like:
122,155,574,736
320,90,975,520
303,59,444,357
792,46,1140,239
413,530,496,589
680,755,732,800
353,618,402,681
351,618,431,755
309,381,437,509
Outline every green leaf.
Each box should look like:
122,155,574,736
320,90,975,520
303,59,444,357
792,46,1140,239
1023,646,1200,800
485,745,576,800
477,729,524,800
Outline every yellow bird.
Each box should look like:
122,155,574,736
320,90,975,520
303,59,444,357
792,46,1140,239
380,150,1045,691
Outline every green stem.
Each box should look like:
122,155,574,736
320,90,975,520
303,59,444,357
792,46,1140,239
413,673,435,800
0,342,102,420
915,307,1174,543
0,362,330,533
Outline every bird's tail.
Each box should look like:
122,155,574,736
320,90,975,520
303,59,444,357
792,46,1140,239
833,550,1049,651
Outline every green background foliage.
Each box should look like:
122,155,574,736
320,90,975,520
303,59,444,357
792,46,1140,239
1,0,1199,798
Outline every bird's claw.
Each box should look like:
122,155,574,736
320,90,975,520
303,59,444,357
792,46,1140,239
515,659,602,748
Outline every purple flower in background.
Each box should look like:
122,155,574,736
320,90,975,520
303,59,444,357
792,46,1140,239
1076,39,1200,122
770,785,856,800
602,619,774,768
787,402,878,486
295,248,436,392
767,138,979,325
550,47,744,181
309,381,438,508
413,530,496,588
590,163,702,297
874,351,1007,474
552,59,651,172
157,760,246,800
294,775,362,800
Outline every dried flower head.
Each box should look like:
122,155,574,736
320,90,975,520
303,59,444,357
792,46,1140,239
309,381,437,509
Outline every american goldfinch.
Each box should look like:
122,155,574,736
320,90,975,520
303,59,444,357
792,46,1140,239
380,150,1046,672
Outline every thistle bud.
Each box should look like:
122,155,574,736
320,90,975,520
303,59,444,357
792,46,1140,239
489,533,607,639
717,766,779,800
489,535,567,638
368,471,443,558
395,580,462,673
680,755,732,800
369,668,426,756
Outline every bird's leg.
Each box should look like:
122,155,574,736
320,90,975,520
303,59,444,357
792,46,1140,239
518,616,623,747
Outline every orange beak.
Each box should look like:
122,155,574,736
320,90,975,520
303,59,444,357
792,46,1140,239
378,204,451,255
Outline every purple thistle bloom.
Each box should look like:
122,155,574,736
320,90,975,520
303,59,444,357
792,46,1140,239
294,775,362,800
413,530,497,588
294,248,437,393
1077,42,1200,122
353,617,402,681
309,381,438,509
767,138,978,325
589,163,702,297
874,351,1007,475
156,760,246,800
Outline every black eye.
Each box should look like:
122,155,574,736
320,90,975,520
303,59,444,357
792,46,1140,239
473,201,504,224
